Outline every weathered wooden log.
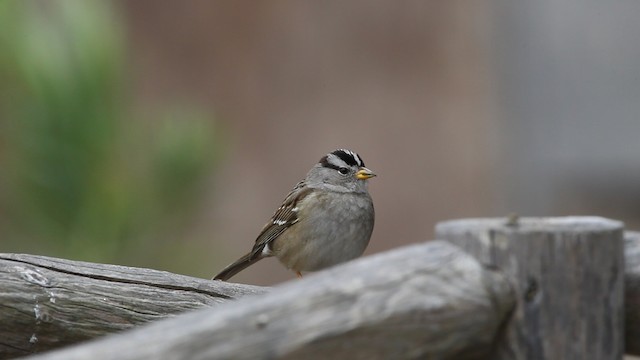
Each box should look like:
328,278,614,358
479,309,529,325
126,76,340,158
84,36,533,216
0,253,267,359
625,231,640,356
436,216,624,360
22,241,515,360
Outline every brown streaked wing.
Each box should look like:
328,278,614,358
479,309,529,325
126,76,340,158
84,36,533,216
249,181,313,259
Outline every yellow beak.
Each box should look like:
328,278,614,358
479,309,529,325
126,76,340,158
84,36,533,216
356,167,376,180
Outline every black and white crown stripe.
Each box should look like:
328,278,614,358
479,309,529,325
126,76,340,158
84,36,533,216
320,149,365,170
335,149,364,167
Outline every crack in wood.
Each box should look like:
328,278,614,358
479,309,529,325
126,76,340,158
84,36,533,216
1,256,233,300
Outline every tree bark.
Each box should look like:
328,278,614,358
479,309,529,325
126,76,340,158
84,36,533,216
625,231,640,356
0,253,267,359
436,216,624,360
19,241,515,360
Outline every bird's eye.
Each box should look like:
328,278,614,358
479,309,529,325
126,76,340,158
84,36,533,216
338,167,350,175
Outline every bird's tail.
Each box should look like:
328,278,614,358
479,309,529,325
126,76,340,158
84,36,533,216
213,252,262,281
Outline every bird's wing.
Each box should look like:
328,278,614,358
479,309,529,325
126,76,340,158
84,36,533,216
250,181,313,259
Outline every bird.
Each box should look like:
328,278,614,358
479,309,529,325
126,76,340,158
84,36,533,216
213,149,376,281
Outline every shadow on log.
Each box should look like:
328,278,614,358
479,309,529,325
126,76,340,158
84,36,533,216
14,241,515,360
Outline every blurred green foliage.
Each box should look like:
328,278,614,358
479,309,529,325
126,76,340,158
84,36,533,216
0,1,220,269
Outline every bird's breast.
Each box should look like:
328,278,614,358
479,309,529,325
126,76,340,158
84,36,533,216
272,191,374,272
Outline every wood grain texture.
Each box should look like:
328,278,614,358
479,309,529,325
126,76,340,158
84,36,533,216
436,216,624,360
625,231,640,356
0,253,267,359
21,241,515,360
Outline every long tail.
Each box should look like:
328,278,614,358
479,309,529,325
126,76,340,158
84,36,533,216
213,252,263,281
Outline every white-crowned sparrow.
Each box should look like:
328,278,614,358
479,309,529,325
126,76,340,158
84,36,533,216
213,149,376,281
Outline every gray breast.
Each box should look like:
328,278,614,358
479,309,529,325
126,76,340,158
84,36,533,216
273,191,374,272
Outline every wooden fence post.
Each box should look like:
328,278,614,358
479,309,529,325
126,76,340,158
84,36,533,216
625,231,640,355
0,253,268,358
435,216,624,360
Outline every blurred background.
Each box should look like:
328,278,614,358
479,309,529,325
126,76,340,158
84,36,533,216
1,0,639,286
